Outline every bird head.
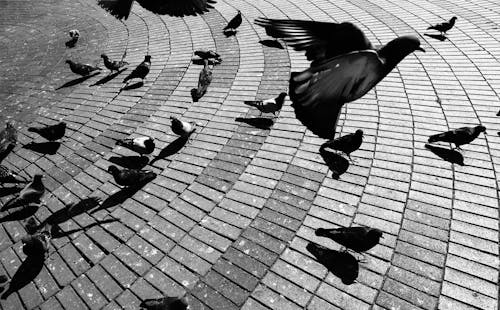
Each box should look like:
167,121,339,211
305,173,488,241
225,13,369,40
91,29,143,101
144,137,155,148
69,29,80,38
100,54,108,59
368,228,384,241
451,16,458,22
65,60,74,65
476,125,487,134
237,10,241,15
107,165,120,175
33,174,44,182
379,36,425,68
145,55,152,62
278,92,287,100
355,129,364,137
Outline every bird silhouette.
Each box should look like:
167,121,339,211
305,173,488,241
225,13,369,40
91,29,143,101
428,125,486,150
223,10,242,35
28,122,66,141
255,18,425,139
427,16,457,35
194,49,221,62
140,296,188,310
315,226,383,253
21,230,51,257
244,92,287,116
1,175,45,211
320,129,363,162
191,59,212,102
66,60,102,76
0,122,17,162
107,165,156,187
306,242,359,285
170,116,197,138
123,55,151,84
116,136,155,155
97,0,216,19
0,165,27,185
101,53,129,73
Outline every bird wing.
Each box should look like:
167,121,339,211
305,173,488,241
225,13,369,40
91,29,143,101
97,0,134,20
290,51,384,139
254,18,373,62
135,0,214,17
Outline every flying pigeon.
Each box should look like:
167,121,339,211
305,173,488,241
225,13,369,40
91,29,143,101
116,136,155,155
244,92,287,116
97,0,216,19
191,59,212,102
123,55,151,83
0,122,17,162
170,116,197,138
223,10,242,35
1,175,45,211
66,60,102,76
107,165,156,187
0,165,27,184
315,226,383,253
427,17,457,35
28,122,66,141
140,296,188,310
320,129,363,162
254,18,425,139
101,53,129,73
428,125,486,150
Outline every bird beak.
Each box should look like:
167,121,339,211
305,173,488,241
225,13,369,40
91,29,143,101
416,47,426,53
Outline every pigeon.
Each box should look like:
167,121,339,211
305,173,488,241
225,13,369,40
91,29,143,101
101,53,129,73
315,226,383,253
306,242,359,285
24,216,40,235
66,29,80,48
1,175,45,211
97,0,216,20
0,165,27,184
194,49,221,62
223,10,242,34
28,122,66,141
66,60,102,76
0,122,17,162
254,18,425,139
170,116,197,138
123,55,151,83
427,17,457,35
116,136,155,155
320,129,363,162
21,230,51,257
244,92,287,116
191,59,212,102
107,165,157,187
428,125,486,150
140,296,188,310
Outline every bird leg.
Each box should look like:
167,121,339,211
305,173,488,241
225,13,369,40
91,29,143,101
346,153,357,164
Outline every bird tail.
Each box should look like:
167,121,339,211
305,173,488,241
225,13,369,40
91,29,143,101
428,133,445,143
427,25,436,30
244,101,261,108
191,88,200,102
315,227,337,238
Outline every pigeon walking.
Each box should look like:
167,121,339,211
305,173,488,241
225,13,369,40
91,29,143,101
255,18,425,139
107,165,156,187
427,17,457,35
191,59,212,102
223,10,242,35
244,92,287,116
116,136,155,155
428,125,486,150
28,122,66,141
320,129,363,162
66,60,102,76
123,55,151,84
170,116,197,138
315,226,383,253
0,165,27,185
101,53,129,73
140,296,188,310
0,122,17,162
1,175,45,211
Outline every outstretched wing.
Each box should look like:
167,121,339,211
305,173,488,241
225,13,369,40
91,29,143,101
254,18,372,62
97,0,134,20
290,51,384,139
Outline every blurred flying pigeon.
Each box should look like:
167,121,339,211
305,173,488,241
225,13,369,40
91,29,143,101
0,165,27,184
191,59,212,102
116,136,155,155
428,125,486,150
170,116,197,138
101,53,129,73
28,122,66,141
0,122,17,162
123,55,151,83
427,17,457,35
320,129,363,162
315,226,383,252
97,0,216,20
66,60,102,76
107,165,156,187
24,216,40,235
1,175,45,211
140,296,188,310
255,18,425,139
223,10,242,35
244,92,287,116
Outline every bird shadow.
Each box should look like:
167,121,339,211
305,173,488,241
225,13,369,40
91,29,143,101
23,142,60,155
306,242,359,285
223,29,237,37
150,136,189,166
109,155,149,170
90,186,142,215
191,58,221,66
39,197,102,228
0,186,22,198
319,147,349,179
235,117,274,129
55,72,100,90
424,33,447,42
1,251,45,299
259,39,284,49
121,81,144,91
0,204,39,223
50,217,118,239
425,143,464,166
0,145,15,163
90,68,127,86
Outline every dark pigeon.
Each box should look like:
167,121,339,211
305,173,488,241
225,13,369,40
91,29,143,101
223,10,242,34
21,230,51,257
428,125,486,150
101,53,129,72
427,16,457,35
0,122,17,162
170,116,197,138
320,129,363,162
107,165,156,187
191,59,212,102
123,55,151,83
116,136,155,155
306,242,359,285
1,175,45,211
140,296,188,310
28,122,66,141
0,165,27,184
97,0,216,19
315,226,383,252
255,18,425,139
66,60,102,76
244,92,287,116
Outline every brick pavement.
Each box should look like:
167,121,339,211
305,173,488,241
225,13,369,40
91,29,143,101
0,0,499,309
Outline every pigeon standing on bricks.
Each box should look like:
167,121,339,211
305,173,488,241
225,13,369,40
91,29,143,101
191,59,213,102
320,129,363,162
315,226,383,253
0,122,17,162
28,122,66,141
170,116,197,138
223,10,242,35
123,55,151,84
427,17,457,35
140,296,188,310
255,18,425,139
428,125,486,150
107,165,156,187
116,136,155,155
1,175,45,211
101,53,129,73
244,92,287,116
66,60,102,76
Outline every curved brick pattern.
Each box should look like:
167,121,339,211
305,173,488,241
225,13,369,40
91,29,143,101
1,0,500,309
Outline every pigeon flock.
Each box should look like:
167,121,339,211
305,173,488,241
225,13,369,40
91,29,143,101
0,1,487,309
